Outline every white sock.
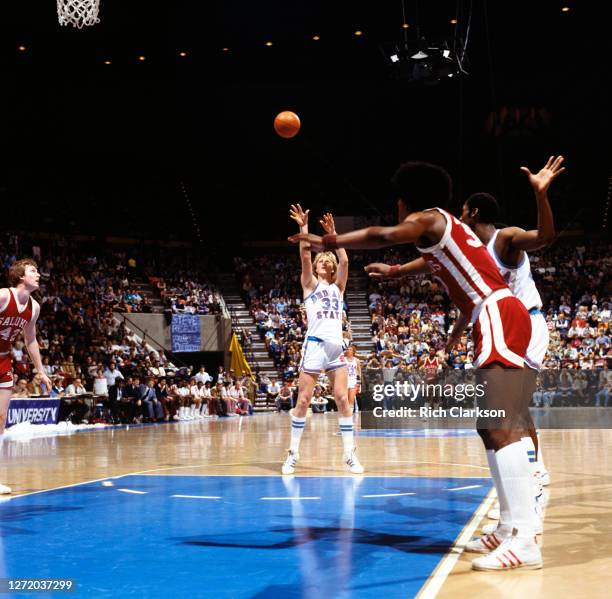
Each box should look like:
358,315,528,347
521,436,538,476
290,414,306,453
190,404,196,416
338,416,354,453
521,435,543,509
495,442,536,538
536,430,547,471
486,449,511,531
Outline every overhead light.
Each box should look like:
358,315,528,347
402,23,409,29
104,59,111,65
450,19,458,24
312,35,320,41
18,45,26,51
179,51,188,57
354,30,363,36
390,54,399,63
443,49,450,59
222,47,229,52
138,55,146,61
561,6,570,11
265,41,273,47
411,50,428,59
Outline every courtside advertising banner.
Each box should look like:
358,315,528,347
6,399,61,427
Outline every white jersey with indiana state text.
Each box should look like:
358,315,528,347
304,281,344,344
486,230,542,311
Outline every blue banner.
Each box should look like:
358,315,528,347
7,399,61,427
171,314,201,352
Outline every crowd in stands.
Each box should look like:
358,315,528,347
1,234,610,422
363,242,610,369
0,238,245,424
236,241,611,408
153,276,223,315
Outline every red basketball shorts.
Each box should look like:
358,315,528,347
0,354,14,390
473,289,531,369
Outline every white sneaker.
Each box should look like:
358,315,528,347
281,450,299,475
465,529,509,553
344,448,364,474
488,507,500,520
472,530,542,571
0,483,12,494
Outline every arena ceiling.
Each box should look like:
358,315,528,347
1,1,608,241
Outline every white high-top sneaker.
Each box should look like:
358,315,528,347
344,447,364,474
0,483,12,495
281,450,300,475
472,529,542,571
465,527,511,553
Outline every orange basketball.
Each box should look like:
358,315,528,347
274,111,301,139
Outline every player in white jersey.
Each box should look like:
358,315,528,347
282,205,364,475
344,345,361,412
458,156,565,547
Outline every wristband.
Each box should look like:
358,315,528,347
389,264,402,277
322,234,338,250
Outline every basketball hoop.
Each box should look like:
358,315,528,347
57,0,101,29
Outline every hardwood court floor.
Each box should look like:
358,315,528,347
1,413,611,598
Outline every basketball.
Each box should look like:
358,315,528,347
274,110,301,138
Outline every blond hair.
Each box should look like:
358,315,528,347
312,251,338,281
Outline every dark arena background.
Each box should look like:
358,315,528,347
0,1,610,597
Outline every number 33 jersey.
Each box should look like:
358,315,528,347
303,281,344,344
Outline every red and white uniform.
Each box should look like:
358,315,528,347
417,209,530,368
0,289,34,389
486,230,548,370
422,356,440,382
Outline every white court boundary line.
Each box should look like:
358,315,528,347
416,488,497,599
1,474,129,500
172,495,221,500
4,464,492,499
362,492,416,498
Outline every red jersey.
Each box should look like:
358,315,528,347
0,288,34,353
422,356,439,381
417,208,508,321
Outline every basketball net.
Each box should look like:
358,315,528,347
57,0,101,29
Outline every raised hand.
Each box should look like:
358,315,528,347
320,212,336,234
520,155,565,195
289,204,310,228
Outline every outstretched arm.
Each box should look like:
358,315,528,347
506,155,565,252
320,212,348,292
289,212,431,251
289,204,317,293
365,257,430,279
